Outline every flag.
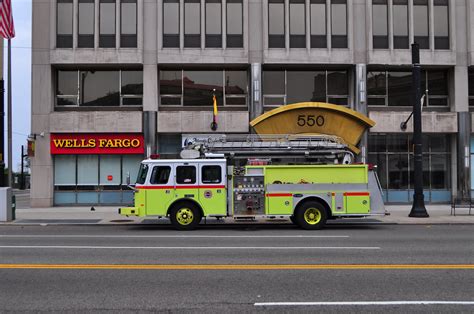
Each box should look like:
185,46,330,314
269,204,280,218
0,0,15,39
211,93,218,131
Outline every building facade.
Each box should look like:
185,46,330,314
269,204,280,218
31,0,474,206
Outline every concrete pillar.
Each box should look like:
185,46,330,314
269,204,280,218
355,64,368,163
248,0,263,63
457,112,471,199
250,63,263,121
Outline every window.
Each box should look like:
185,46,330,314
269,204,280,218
136,164,148,184
263,70,349,109
100,155,121,187
121,0,137,47
331,0,347,48
372,0,388,49
290,0,306,48
202,166,221,183
206,0,222,48
414,0,429,49
434,0,449,50
159,70,248,107
100,0,116,48
176,166,196,184
56,70,143,107
150,166,171,184
367,70,449,107
184,0,201,48
227,0,243,48
310,0,326,48
393,0,409,49
469,70,474,107
57,0,73,48
78,0,95,48
268,0,285,48
163,0,180,48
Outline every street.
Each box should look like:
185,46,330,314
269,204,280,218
0,224,473,312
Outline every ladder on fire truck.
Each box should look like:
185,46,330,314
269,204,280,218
180,134,355,164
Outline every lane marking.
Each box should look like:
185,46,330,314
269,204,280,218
255,301,474,306
0,264,473,270
0,235,349,239
0,245,378,250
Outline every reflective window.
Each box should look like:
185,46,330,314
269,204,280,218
227,0,243,48
372,0,388,49
150,166,172,185
122,155,142,185
56,70,143,107
78,0,95,48
434,0,449,50
160,70,248,107
202,166,222,183
310,0,326,48
121,0,137,48
331,0,347,48
100,0,116,48
184,0,201,48
205,0,222,48
78,155,99,186
57,0,73,48
268,0,285,48
100,155,121,186
393,0,409,49
290,0,306,48
414,0,429,49
163,0,180,48
136,164,149,184
54,155,76,186
263,71,285,95
176,166,196,184
367,71,386,106
388,71,412,106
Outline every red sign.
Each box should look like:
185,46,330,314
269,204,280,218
50,133,144,155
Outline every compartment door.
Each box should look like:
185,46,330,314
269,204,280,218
344,192,370,214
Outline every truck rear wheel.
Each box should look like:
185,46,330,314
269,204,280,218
169,202,202,231
295,201,327,230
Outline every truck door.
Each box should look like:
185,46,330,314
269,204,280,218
146,164,174,216
174,162,199,206
199,163,227,216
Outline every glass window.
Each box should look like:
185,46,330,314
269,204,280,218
434,0,449,50
77,155,99,186
57,0,73,48
122,155,142,185
414,0,429,49
393,0,409,49
121,0,137,48
160,70,183,106
227,0,243,48
372,0,388,49
100,0,116,48
183,70,223,106
367,71,387,106
225,71,247,105
121,71,143,105
327,71,348,96
268,0,285,48
176,166,196,184
184,0,201,48
54,155,76,186
290,0,306,48
388,71,411,106
136,164,149,184
263,71,285,95
206,0,222,48
469,70,474,107
163,0,180,48
426,70,448,106
310,0,326,48
57,71,79,106
388,154,409,189
331,0,347,48
150,166,172,184
202,165,222,183
78,0,95,48
100,155,121,186
80,71,120,106
287,71,321,104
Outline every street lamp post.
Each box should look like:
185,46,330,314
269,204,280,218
409,43,429,218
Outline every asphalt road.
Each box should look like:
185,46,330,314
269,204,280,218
0,224,473,313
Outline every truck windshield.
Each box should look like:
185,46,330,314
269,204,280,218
136,164,149,184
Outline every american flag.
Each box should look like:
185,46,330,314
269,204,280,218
0,0,15,39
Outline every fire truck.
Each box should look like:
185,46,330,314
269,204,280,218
119,134,386,230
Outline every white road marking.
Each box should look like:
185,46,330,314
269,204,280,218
0,245,378,250
0,235,349,238
255,301,474,306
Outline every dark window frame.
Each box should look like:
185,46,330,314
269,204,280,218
226,0,243,48
268,0,285,48
163,0,180,48
99,0,117,48
176,165,197,184
372,0,388,49
184,0,201,48
121,0,138,48
310,0,327,48
150,166,172,185
202,165,222,184
289,0,306,48
78,0,95,48
56,0,74,48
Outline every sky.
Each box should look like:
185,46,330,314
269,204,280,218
3,0,32,172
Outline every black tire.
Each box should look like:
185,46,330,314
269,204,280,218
169,202,202,231
294,201,328,230
289,215,297,225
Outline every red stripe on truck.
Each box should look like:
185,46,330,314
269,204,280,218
343,192,370,196
266,193,293,197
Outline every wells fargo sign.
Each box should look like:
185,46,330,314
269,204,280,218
50,133,144,155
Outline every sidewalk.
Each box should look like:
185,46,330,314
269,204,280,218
2,204,473,225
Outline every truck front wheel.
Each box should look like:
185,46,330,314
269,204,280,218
169,202,202,230
295,201,327,230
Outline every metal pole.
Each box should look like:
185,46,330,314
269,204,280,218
0,79,5,187
409,43,429,217
20,145,24,190
7,39,12,187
